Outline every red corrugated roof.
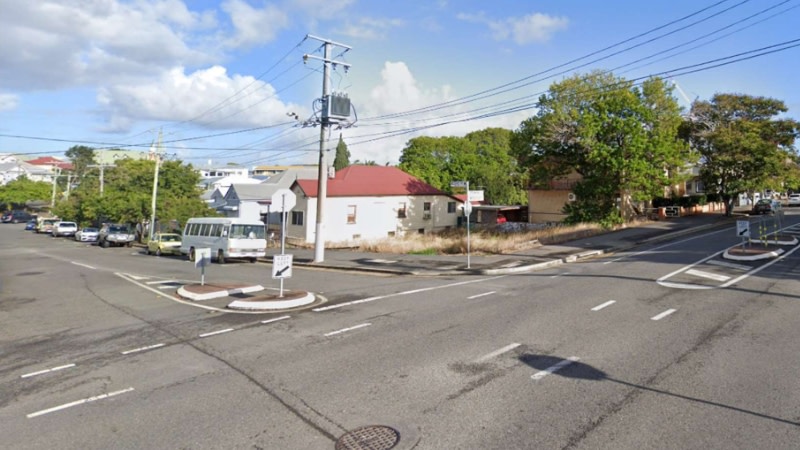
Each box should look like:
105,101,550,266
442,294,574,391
27,156,73,171
294,165,448,197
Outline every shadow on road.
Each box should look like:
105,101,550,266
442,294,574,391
519,353,800,427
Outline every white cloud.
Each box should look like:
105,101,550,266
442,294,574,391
0,0,216,90
337,17,404,40
349,61,525,165
0,93,19,112
458,11,568,44
221,0,289,48
291,0,354,18
97,65,303,132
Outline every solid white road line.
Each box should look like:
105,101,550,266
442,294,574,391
721,243,800,288
685,269,730,282
324,323,371,337
146,279,178,285
706,259,751,271
591,300,616,311
199,328,234,338
21,364,76,379
475,343,521,363
531,356,580,380
261,315,291,324
27,387,135,418
70,262,96,270
651,309,677,321
313,276,507,312
121,343,165,355
467,291,496,299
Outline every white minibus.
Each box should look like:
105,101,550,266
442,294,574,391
180,217,267,263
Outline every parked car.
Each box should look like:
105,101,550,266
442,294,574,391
751,198,779,215
36,218,58,234
146,233,182,256
788,194,800,206
52,221,78,237
2,210,34,223
75,227,99,242
25,219,37,231
98,223,135,248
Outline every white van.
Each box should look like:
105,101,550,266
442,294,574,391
180,217,267,263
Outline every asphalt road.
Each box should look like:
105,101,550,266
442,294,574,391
2,217,800,449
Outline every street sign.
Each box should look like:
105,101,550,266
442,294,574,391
450,180,468,188
468,190,484,202
270,188,297,212
464,202,473,216
736,220,750,238
195,248,211,268
272,254,293,279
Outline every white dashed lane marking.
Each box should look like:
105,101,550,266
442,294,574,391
27,387,135,418
21,364,76,379
475,343,521,363
532,356,580,381
591,300,616,311
651,309,677,321
324,323,371,337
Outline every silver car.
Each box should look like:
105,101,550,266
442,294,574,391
788,194,800,207
52,221,78,237
75,227,99,242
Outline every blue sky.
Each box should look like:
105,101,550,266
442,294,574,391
1,0,798,168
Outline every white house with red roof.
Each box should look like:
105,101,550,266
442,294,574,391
288,165,463,244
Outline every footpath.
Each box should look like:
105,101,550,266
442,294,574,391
178,210,755,311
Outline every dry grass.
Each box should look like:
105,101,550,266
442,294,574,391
357,222,612,255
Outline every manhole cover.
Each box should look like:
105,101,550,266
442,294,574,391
335,425,399,450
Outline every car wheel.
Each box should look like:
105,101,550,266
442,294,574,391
146,247,151,255
250,257,257,263
188,247,195,261
217,250,225,264
126,242,132,247
101,239,109,248
156,248,162,257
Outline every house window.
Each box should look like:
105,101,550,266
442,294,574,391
685,181,692,193
291,211,304,226
423,202,431,220
397,202,407,218
447,202,456,213
347,205,357,224
695,180,705,193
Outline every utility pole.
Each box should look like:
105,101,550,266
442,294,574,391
303,34,351,263
149,130,163,240
50,167,60,208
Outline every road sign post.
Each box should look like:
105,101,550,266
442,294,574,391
195,248,211,285
736,220,750,250
451,180,471,269
272,253,293,297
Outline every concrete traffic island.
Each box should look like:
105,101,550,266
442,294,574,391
723,244,785,261
227,289,315,311
177,283,265,301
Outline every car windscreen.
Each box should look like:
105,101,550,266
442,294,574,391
161,235,180,242
109,226,129,233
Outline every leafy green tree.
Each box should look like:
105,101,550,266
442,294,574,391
53,158,214,227
681,93,799,215
511,71,692,225
64,145,96,179
333,134,351,171
399,129,526,205
0,176,52,210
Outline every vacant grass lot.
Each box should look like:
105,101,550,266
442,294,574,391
356,222,617,255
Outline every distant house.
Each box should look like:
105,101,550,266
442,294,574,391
252,164,316,177
219,167,319,225
288,165,462,245
197,165,249,179
26,156,73,172
0,161,53,185
526,171,582,223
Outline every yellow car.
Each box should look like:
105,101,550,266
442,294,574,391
146,233,182,256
